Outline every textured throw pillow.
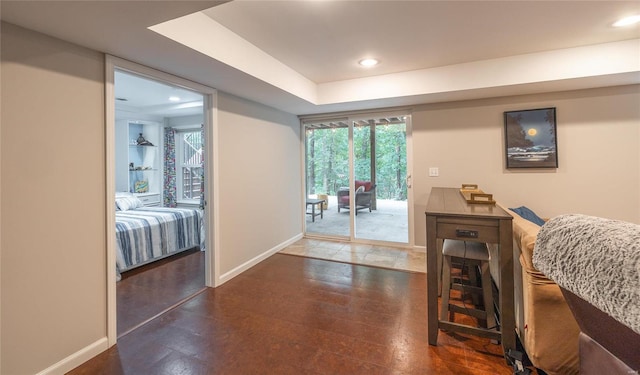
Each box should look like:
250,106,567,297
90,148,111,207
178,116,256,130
116,195,143,211
509,206,546,226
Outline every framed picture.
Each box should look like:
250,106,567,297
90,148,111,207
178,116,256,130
504,107,558,168
134,179,149,193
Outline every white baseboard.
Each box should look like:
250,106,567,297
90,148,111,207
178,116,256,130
36,337,108,375
217,233,303,285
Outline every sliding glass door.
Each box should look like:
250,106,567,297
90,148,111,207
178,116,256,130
303,113,411,245
304,119,350,237
353,117,409,243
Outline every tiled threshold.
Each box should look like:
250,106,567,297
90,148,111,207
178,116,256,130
280,237,426,273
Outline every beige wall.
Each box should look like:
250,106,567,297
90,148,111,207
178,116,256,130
0,22,304,373
217,92,302,277
412,85,640,246
1,23,107,374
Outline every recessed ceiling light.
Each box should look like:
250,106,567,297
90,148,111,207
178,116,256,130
359,58,379,67
169,96,181,102
613,15,640,27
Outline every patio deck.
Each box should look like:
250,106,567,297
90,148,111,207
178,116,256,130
305,195,409,243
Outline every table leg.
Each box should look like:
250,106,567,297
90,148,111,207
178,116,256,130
437,238,443,296
426,215,439,345
311,203,315,222
499,218,515,356
320,201,323,219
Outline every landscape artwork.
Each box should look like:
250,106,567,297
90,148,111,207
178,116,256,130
504,107,558,168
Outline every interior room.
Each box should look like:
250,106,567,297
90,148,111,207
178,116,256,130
1,1,639,375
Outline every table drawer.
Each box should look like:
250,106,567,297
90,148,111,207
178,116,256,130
437,222,500,243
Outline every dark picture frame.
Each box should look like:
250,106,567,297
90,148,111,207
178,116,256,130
504,107,558,168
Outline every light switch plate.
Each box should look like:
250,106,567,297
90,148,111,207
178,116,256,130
429,167,439,177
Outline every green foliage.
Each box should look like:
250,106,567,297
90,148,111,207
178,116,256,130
305,122,407,200
306,127,348,195
374,124,407,200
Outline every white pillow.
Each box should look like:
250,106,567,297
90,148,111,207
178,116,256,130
116,195,143,211
115,192,133,211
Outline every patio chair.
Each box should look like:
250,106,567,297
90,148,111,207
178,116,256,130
337,180,376,215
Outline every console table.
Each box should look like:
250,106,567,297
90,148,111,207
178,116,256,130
425,187,514,357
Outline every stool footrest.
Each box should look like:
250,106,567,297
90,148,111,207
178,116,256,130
438,321,501,340
451,284,483,294
448,304,488,320
450,257,483,266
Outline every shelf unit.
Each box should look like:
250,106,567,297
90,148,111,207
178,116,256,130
115,120,162,206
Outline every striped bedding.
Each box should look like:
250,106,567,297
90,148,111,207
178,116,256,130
115,207,201,277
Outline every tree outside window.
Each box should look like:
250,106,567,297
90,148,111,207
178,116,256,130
305,120,407,200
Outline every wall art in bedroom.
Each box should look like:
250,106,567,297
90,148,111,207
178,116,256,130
134,179,149,193
504,107,558,168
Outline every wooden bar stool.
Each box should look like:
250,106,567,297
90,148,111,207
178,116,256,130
440,239,496,331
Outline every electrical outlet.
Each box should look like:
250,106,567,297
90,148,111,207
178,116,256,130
429,167,439,177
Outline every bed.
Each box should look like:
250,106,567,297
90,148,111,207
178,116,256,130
115,193,202,279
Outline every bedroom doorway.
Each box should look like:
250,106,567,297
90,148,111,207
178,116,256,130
106,56,216,344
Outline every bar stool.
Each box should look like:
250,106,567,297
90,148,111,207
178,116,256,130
440,239,496,331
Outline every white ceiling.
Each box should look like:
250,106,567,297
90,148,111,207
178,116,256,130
2,1,639,116
115,70,204,118
204,1,640,83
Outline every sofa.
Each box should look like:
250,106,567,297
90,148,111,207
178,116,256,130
498,205,580,375
533,214,640,375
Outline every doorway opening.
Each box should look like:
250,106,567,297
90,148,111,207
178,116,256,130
106,56,216,344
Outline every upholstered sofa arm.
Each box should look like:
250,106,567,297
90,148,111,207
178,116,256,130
497,203,580,374
512,213,556,285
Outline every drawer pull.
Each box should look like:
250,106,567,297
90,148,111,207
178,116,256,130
456,229,479,238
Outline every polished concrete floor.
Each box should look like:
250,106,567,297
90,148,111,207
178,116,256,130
281,237,426,273
71,252,513,374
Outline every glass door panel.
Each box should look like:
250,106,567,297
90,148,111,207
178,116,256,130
304,120,350,238
303,114,410,245
353,117,409,243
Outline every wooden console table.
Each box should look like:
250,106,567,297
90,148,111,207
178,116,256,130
425,187,514,357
